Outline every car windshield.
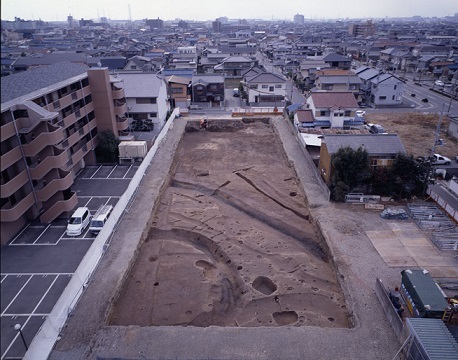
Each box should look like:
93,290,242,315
91,220,104,227
69,217,81,225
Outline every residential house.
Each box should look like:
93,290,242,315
299,60,331,89
293,109,314,129
321,53,352,70
314,71,363,101
305,92,361,129
191,75,225,105
115,72,169,129
123,55,158,72
318,134,407,184
369,74,404,106
1,63,128,244
165,75,191,109
214,56,254,78
243,72,287,106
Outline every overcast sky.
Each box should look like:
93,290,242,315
1,0,457,22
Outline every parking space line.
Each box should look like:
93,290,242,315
1,275,32,316
1,273,73,276
9,243,55,246
2,276,58,359
10,224,30,244
104,197,112,205
84,197,92,207
123,165,133,178
32,224,51,244
107,165,118,178
90,165,102,179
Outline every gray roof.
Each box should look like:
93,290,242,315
192,74,224,85
12,52,87,67
318,75,361,84
358,68,380,81
323,134,406,156
1,62,89,104
245,72,286,84
115,72,164,98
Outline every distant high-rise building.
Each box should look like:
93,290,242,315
212,19,222,32
146,18,164,30
178,20,188,29
349,20,375,37
67,15,74,28
294,14,304,24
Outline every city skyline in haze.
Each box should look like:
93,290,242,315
1,0,457,22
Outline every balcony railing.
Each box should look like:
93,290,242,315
1,192,35,222
22,127,65,157
36,170,74,203
1,121,16,142
29,149,68,180
39,191,78,223
1,147,22,172
1,169,29,199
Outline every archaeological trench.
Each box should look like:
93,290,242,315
109,118,349,328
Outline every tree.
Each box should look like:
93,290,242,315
389,153,428,199
330,146,370,199
95,130,120,163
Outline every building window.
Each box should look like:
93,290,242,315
344,110,351,116
136,98,157,104
172,88,183,94
262,85,268,89
149,113,157,117
269,86,274,91
379,96,386,100
392,95,395,100
275,84,282,88
249,84,258,89
394,85,397,90
320,110,326,116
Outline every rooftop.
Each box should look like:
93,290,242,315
323,134,407,156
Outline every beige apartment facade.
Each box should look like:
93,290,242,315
1,63,128,244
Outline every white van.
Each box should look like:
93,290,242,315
66,207,91,236
89,205,113,235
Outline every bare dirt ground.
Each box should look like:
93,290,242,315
110,119,349,328
366,112,457,158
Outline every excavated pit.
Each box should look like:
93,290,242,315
109,119,349,328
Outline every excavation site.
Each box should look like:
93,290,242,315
109,118,349,328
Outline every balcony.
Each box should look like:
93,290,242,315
29,148,68,180
112,87,125,100
22,126,65,157
36,170,74,203
39,191,78,223
1,147,22,172
1,169,29,199
1,121,16,142
1,192,35,222
116,117,129,131
114,100,127,116
66,124,90,148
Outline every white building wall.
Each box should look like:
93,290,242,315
247,83,286,103
372,78,404,105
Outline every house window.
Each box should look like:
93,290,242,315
320,110,326,116
392,95,395,100
344,110,351,116
269,86,274,91
172,88,183,94
275,84,282,88
379,96,386,100
262,85,268,89
394,85,397,90
249,84,258,89
136,98,157,104
150,113,157,117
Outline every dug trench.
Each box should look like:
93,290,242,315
109,118,349,328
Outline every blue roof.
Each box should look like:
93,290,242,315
287,103,302,112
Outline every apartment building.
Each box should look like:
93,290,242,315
1,62,128,244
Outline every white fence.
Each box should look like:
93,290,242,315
24,108,181,360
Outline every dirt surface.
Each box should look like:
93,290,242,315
366,112,457,158
109,119,349,328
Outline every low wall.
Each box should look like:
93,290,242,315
374,278,405,340
24,108,181,360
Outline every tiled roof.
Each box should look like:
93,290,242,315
296,109,314,123
309,92,359,108
245,72,286,83
1,62,88,104
323,134,406,155
115,72,164,97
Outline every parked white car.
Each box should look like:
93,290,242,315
66,207,91,236
431,154,451,165
434,80,444,87
356,110,366,117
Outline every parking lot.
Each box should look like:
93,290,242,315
0,164,138,359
